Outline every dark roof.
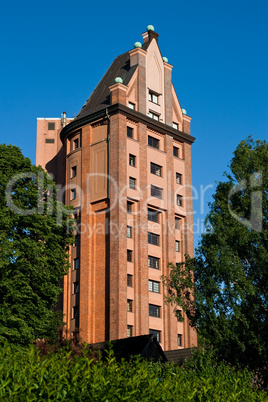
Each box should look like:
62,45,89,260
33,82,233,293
164,348,195,364
89,334,167,363
75,51,137,120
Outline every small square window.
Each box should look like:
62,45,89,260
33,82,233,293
149,280,160,293
173,122,178,130
178,334,182,347
148,232,159,246
127,127,133,139
71,188,76,200
74,258,80,270
151,185,162,199
71,166,77,178
127,226,132,238
149,329,160,342
148,111,159,121
48,122,55,130
128,102,135,110
127,299,133,312
45,138,55,143
150,162,162,177
73,281,79,294
127,201,133,214
127,274,133,287
148,136,159,149
148,256,160,269
177,195,182,207
129,154,136,167
175,240,180,252
148,208,159,223
75,234,80,246
129,177,136,190
127,325,133,337
149,304,160,318
173,146,179,158
149,92,158,104
175,217,180,230
73,138,79,150
72,305,79,319
127,249,133,262
176,173,182,185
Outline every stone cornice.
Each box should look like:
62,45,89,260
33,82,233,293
60,104,195,145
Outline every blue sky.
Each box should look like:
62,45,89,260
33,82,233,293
0,0,267,246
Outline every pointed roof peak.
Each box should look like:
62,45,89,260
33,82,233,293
142,25,159,47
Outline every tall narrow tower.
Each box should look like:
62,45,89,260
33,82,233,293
36,26,197,351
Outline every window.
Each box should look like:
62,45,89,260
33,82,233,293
177,195,182,207
175,240,180,252
127,274,133,287
149,280,160,293
48,122,55,130
150,162,162,176
148,208,159,223
129,154,136,167
73,138,79,150
71,166,77,178
176,173,182,185
127,249,133,262
175,217,180,230
149,91,158,104
129,177,136,190
73,209,80,224
45,138,54,143
127,226,132,238
173,146,179,157
127,126,133,138
148,111,159,121
176,309,182,321
148,256,160,269
127,299,133,312
73,281,79,294
148,232,159,246
127,201,133,214
127,325,133,337
75,235,80,246
149,304,160,318
148,135,159,149
72,305,79,319
151,185,162,199
173,122,178,130
149,329,160,342
178,334,182,347
71,188,76,200
128,102,135,110
74,258,80,270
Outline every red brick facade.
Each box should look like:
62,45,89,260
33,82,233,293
36,27,197,350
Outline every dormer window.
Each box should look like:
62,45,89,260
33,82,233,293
149,91,158,104
173,122,178,130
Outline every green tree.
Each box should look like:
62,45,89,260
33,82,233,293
164,137,268,372
0,144,74,345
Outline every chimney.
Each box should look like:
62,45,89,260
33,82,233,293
61,111,66,127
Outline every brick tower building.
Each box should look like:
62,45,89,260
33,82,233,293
36,26,197,351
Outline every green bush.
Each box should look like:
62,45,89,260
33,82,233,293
0,343,267,401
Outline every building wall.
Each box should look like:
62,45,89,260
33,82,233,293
36,30,197,350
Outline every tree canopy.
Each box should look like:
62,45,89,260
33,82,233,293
0,144,74,345
164,137,268,372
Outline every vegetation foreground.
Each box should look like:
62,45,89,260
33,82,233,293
0,343,267,401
